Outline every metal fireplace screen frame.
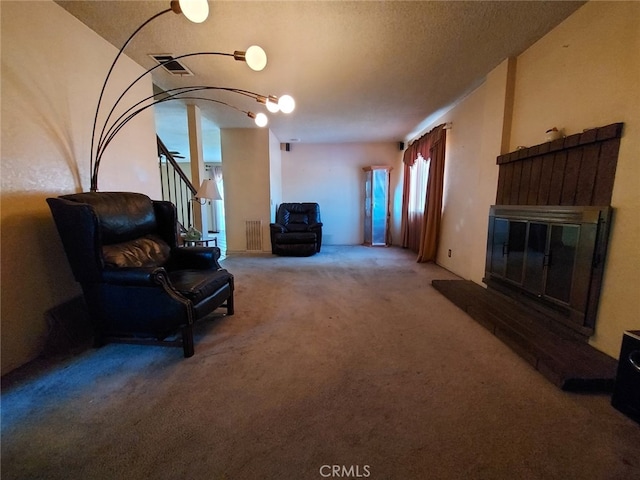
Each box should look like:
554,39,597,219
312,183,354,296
483,205,612,337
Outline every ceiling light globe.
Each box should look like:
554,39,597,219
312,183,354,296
254,112,268,127
266,99,280,113
245,45,267,71
178,0,209,23
278,94,295,114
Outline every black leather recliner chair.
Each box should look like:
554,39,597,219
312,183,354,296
47,192,234,358
269,203,323,256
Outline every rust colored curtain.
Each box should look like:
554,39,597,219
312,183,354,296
417,126,446,262
400,160,412,247
400,124,446,261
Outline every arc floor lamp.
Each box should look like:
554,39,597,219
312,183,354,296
90,0,295,192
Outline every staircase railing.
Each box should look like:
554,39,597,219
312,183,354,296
157,135,196,233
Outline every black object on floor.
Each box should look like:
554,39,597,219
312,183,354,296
611,330,640,423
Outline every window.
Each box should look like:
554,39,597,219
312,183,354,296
409,155,429,215
408,154,429,215
405,153,430,252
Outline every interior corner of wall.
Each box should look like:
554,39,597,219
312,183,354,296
500,57,518,154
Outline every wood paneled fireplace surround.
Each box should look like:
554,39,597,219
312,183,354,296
433,123,624,391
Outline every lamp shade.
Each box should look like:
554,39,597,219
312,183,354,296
245,45,267,71
178,0,209,23
195,179,222,200
254,112,268,127
266,98,280,113
248,111,268,127
278,94,295,114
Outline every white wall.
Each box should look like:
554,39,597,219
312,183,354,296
1,1,160,374
269,132,283,222
281,143,402,245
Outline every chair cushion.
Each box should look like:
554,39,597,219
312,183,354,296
277,203,321,226
289,213,308,224
60,192,158,244
168,269,232,304
274,232,317,244
286,223,311,233
102,234,171,268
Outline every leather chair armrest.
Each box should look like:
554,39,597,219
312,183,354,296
269,223,285,233
309,222,323,252
167,246,223,270
102,267,167,286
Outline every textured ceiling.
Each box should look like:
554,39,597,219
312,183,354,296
56,0,585,158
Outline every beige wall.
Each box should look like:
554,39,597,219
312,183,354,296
220,128,272,253
509,1,640,357
221,138,401,249
435,85,489,279
281,143,402,246
1,1,160,374
419,1,639,358
433,58,514,283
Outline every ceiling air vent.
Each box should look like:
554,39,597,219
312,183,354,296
149,54,193,76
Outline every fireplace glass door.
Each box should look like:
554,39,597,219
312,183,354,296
545,224,580,303
505,220,527,283
484,206,611,333
488,218,583,305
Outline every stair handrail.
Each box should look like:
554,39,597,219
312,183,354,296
157,136,197,195
157,135,198,234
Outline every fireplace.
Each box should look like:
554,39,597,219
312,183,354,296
483,205,611,338
480,122,624,340
432,123,623,389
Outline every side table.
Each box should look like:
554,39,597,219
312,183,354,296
183,236,218,247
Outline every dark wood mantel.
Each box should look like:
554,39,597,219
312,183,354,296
495,122,623,207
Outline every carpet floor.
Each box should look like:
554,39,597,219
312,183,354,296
2,246,639,479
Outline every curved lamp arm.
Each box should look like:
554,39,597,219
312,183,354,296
88,0,284,192
99,93,264,161
92,94,267,190
93,52,234,168
95,85,276,167
96,87,240,165
90,7,172,186
90,0,213,191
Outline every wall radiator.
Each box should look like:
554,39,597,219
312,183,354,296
245,220,263,251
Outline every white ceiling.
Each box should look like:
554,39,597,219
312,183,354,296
56,0,585,159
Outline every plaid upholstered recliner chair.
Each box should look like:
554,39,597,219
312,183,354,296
47,192,234,357
269,202,323,256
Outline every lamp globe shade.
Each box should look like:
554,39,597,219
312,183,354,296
279,94,295,114
245,45,267,71
254,112,268,127
266,98,280,113
178,0,209,23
